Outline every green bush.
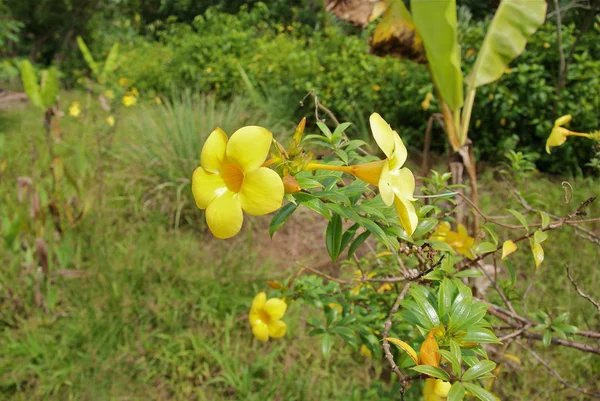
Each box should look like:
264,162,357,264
91,3,599,174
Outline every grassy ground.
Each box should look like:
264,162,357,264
1,94,599,400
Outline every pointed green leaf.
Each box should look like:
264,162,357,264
100,42,119,83
467,0,547,88
462,382,498,401
40,66,59,108
507,209,529,230
448,381,465,401
462,360,496,381
19,60,43,108
269,202,298,238
411,0,463,111
326,213,343,262
410,365,450,380
348,230,370,258
77,36,99,77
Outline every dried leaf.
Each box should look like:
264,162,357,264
35,238,49,276
384,337,419,365
370,0,426,63
325,0,385,27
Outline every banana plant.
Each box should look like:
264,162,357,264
19,60,59,110
76,36,119,84
328,0,547,224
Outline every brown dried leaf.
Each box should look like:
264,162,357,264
325,0,385,27
17,176,33,203
35,238,49,276
370,0,426,63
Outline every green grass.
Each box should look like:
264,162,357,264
1,94,599,400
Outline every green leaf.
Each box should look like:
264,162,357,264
77,36,99,77
450,340,462,369
19,60,43,108
461,360,496,381
450,296,472,328
332,122,352,139
542,330,552,348
411,0,463,111
40,66,59,108
340,223,360,254
438,278,455,318
321,333,333,358
316,122,333,140
467,0,547,88
410,365,450,381
410,286,440,328
448,381,465,401
507,209,529,231
453,269,483,278
540,211,550,228
505,259,516,286
326,214,343,262
474,241,496,255
100,42,119,83
348,231,370,258
462,382,498,401
269,202,298,237
413,218,438,238
438,349,460,376
462,327,501,344
534,230,548,244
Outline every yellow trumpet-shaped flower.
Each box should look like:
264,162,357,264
192,126,284,239
249,292,287,342
545,114,594,154
424,379,451,401
370,113,418,236
431,222,475,259
68,101,81,117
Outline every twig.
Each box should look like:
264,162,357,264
566,264,600,312
296,262,351,284
382,283,412,400
516,340,600,398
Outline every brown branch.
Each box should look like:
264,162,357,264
516,340,600,398
382,283,412,399
566,264,600,313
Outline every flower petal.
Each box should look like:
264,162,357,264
267,320,287,339
239,167,284,216
250,292,267,315
264,298,287,321
378,160,395,206
389,131,408,169
226,126,273,172
201,127,228,173
191,167,227,209
205,190,243,239
251,320,270,342
370,113,395,159
390,167,416,201
394,196,418,236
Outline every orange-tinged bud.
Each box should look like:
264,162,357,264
348,160,385,186
419,329,441,367
283,174,301,194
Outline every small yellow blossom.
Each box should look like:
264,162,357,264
500,118,507,127
328,303,343,313
130,87,140,97
249,292,287,342
545,114,595,154
421,92,434,111
370,113,418,236
376,283,393,293
372,84,381,91
360,344,372,358
154,97,162,105
424,379,451,401
192,126,284,239
68,102,81,117
104,90,115,100
431,222,475,259
206,67,213,73
118,77,130,87
543,42,551,48
106,116,115,127
465,48,476,57
122,94,137,107
475,119,482,128
488,93,494,100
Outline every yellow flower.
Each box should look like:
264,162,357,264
154,97,162,104
130,87,140,97
106,116,115,127
421,92,434,111
122,94,137,107
249,292,287,342
370,113,418,236
431,222,475,259
360,344,372,358
424,379,451,401
191,127,284,239
68,101,81,117
543,42,551,48
104,90,115,100
118,77,130,87
545,114,594,154
372,84,381,91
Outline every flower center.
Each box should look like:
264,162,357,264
258,310,270,324
221,162,244,193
